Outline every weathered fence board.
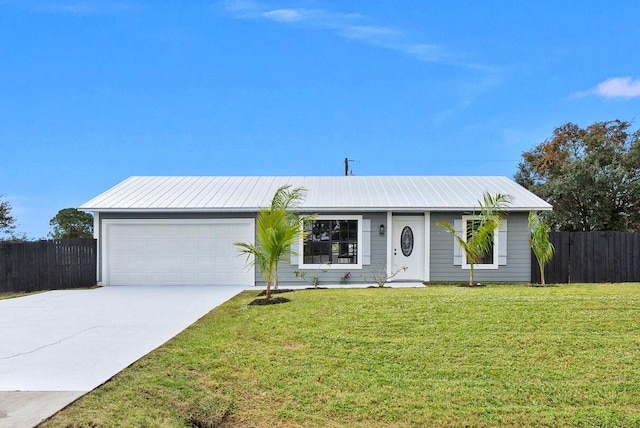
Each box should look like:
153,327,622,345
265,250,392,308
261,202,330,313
0,239,96,293
532,231,640,284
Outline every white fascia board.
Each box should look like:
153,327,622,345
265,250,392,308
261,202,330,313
81,208,261,213
82,205,553,213
402,206,552,212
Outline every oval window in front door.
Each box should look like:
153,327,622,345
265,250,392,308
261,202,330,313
400,226,414,257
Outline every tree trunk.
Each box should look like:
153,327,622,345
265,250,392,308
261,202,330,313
265,275,272,300
539,260,546,286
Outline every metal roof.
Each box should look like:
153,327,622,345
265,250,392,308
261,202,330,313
80,176,552,212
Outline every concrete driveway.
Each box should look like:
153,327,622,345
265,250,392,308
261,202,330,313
0,285,246,427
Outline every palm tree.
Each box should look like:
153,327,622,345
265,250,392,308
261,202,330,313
437,192,512,286
528,211,555,286
235,185,312,300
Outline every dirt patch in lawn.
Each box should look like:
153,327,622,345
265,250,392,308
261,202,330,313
248,297,290,305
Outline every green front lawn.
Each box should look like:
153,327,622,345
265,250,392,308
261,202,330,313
42,284,640,427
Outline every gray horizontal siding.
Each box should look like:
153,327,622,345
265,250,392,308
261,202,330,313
97,210,531,286
430,212,531,283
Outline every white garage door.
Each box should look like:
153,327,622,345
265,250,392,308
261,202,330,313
103,219,255,286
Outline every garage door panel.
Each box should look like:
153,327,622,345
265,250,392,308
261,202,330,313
198,241,215,251
214,227,232,238
181,226,201,239
111,237,144,252
197,256,215,267
140,244,162,257
214,273,233,284
198,226,216,238
214,256,232,267
164,272,197,284
161,227,182,238
128,239,148,252
171,240,197,254
111,272,150,285
105,220,254,286
110,255,132,268
231,255,248,268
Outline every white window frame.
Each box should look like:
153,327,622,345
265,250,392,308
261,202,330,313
461,215,499,270
298,215,363,270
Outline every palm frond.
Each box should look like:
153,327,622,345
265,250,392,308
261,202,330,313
235,185,310,297
437,192,513,285
529,212,555,284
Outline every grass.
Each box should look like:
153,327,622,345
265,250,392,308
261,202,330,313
42,284,640,427
0,291,42,300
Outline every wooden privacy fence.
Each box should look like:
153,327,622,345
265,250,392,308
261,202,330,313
0,239,96,293
532,231,640,284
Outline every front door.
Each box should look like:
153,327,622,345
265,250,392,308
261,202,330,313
391,216,426,281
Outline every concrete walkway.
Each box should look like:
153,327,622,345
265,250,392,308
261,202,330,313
0,286,246,428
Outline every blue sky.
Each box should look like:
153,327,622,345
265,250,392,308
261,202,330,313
1,0,639,239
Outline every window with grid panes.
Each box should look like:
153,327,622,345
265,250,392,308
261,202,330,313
303,219,358,265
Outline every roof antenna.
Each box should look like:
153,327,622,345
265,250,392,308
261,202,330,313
344,158,358,176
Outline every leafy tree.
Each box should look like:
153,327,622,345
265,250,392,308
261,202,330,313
515,120,640,231
235,186,313,301
49,208,94,239
0,195,17,240
437,192,512,286
528,212,554,286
